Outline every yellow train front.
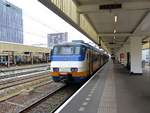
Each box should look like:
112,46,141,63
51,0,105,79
49,41,109,83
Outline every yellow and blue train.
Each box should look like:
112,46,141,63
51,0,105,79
49,40,109,83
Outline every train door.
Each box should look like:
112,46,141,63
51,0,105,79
127,52,131,70
86,50,90,76
88,50,93,75
101,55,103,66
99,54,101,67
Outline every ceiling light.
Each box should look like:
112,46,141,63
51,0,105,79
114,36,116,39
114,29,116,33
115,16,117,23
99,48,103,51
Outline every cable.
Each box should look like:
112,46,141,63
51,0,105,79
23,12,62,33
0,0,65,33
0,24,47,39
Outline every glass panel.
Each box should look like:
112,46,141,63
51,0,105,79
142,39,150,73
53,45,81,55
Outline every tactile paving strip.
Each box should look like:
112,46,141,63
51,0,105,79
97,69,117,113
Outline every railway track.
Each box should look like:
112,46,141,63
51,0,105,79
0,64,50,79
0,63,49,72
0,71,50,102
0,80,67,113
0,63,80,113
20,85,80,113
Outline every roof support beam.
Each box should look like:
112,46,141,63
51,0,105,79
38,0,97,44
78,1,150,14
122,11,150,44
114,11,150,53
99,32,150,37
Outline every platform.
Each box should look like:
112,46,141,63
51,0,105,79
0,63,49,71
55,61,150,113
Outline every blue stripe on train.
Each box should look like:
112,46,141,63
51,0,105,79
51,55,85,61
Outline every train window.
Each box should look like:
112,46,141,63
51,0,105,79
80,46,86,54
74,47,81,54
53,47,59,54
53,45,81,55
62,47,74,54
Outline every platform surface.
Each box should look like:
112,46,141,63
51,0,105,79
55,61,150,113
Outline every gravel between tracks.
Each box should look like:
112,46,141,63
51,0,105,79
0,82,66,113
21,85,81,113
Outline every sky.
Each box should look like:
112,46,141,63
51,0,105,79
7,0,95,47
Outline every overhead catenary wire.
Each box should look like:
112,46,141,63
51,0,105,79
0,24,48,39
0,10,66,38
0,0,66,36
23,12,63,33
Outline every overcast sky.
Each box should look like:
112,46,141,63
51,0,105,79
8,0,94,47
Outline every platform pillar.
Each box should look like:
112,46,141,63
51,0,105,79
30,52,34,65
7,53,10,67
130,37,142,74
12,52,16,65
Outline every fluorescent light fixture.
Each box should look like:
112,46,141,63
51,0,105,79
114,36,116,39
115,16,117,22
114,29,116,33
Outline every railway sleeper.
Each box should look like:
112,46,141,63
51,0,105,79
0,77,52,102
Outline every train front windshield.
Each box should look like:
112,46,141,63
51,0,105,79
53,45,84,55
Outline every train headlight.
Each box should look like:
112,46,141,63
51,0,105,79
53,68,59,72
71,68,78,72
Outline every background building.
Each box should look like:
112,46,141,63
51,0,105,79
0,0,23,43
47,32,68,49
0,41,50,67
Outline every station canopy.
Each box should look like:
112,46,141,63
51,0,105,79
76,0,150,53
40,0,150,54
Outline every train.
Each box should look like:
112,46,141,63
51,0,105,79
49,40,109,83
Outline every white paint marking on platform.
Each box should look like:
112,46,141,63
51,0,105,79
82,102,88,106
86,98,91,101
54,65,105,113
90,90,95,94
88,94,92,97
94,84,98,88
78,107,85,111
91,88,96,91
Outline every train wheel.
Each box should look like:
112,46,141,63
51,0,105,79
52,77,60,82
